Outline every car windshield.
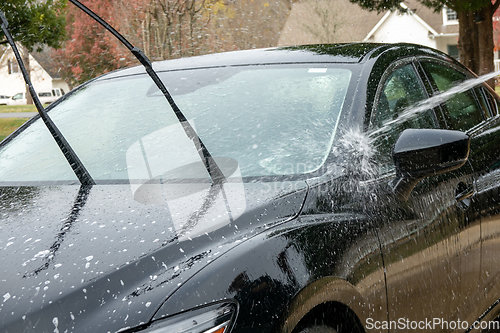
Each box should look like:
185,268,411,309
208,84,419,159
0,65,352,184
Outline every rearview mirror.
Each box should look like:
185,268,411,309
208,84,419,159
391,128,470,200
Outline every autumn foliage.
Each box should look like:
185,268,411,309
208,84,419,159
54,0,293,87
53,0,136,87
493,6,500,52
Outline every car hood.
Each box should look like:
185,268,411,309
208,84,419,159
0,181,307,332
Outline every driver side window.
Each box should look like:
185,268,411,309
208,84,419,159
372,63,437,174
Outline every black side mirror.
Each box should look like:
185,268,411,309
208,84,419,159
391,128,470,200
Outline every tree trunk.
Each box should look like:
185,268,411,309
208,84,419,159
21,45,33,105
477,5,495,88
458,10,478,73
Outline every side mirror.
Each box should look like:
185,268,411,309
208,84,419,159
391,129,470,200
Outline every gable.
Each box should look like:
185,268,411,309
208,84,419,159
366,11,436,48
0,45,55,96
278,0,457,50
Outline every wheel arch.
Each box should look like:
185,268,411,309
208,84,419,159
278,277,368,333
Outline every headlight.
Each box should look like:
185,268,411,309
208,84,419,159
140,302,237,333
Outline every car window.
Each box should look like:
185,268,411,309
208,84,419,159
483,88,499,117
421,61,485,131
372,63,436,174
474,87,492,118
0,119,78,183
0,65,354,183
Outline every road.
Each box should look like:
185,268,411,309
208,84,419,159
0,112,37,118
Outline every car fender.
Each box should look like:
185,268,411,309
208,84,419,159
279,276,367,333
150,218,309,331
150,211,383,333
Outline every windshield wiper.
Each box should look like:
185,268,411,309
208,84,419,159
68,0,226,185
0,11,95,186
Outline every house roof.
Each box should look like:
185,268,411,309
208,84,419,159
31,47,63,79
278,0,457,47
403,0,458,36
0,45,63,80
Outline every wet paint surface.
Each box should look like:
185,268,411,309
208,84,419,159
0,183,307,332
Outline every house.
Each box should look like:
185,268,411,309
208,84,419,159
278,0,459,60
0,44,70,97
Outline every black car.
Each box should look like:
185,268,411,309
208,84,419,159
1,42,500,333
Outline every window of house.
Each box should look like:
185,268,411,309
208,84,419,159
443,6,458,25
447,45,459,60
7,59,19,75
447,8,457,20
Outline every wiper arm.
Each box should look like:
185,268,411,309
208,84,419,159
68,0,226,185
0,11,95,186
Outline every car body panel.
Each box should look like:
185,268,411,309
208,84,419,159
365,55,481,331
102,44,384,81
153,204,384,333
465,105,500,324
0,182,307,332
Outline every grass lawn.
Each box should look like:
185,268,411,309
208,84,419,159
0,118,28,142
496,86,500,95
0,105,40,113
0,105,38,141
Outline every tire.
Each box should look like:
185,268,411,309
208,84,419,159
298,325,338,333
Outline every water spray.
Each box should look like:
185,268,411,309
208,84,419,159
370,69,500,138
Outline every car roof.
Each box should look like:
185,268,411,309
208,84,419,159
100,43,385,79
99,43,451,81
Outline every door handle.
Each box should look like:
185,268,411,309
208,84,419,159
455,182,475,210
455,182,475,202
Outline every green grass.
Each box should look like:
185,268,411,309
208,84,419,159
496,86,500,95
0,105,38,141
0,104,40,113
0,118,29,141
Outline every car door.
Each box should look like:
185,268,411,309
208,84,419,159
471,88,500,327
369,58,480,331
420,58,500,326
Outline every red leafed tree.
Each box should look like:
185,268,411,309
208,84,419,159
494,6,500,60
54,0,294,87
55,0,227,87
53,0,137,87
